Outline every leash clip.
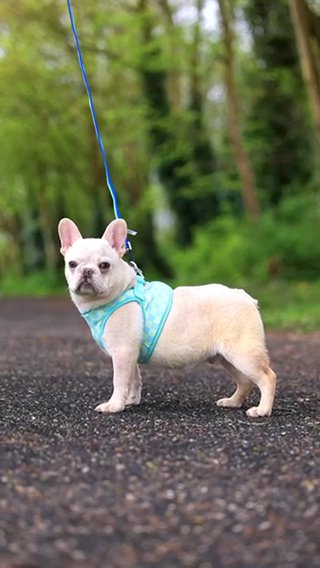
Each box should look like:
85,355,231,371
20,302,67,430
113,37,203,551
126,231,143,277
129,260,144,277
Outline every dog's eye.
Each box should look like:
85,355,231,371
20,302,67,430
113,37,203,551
99,262,110,271
68,261,78,269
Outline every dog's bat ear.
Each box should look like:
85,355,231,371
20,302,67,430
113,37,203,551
102,219,127,257
58,218,83,256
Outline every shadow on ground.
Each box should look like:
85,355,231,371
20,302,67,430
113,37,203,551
0,299,319,567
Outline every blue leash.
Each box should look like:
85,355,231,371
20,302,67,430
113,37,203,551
66,0,138,262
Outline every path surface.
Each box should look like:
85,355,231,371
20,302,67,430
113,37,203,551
0,298,319,568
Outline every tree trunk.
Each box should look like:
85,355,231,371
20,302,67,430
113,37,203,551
157,0,182,110
288,0,320,137
218,0,260,219
38,187,59,272
138,0,219,245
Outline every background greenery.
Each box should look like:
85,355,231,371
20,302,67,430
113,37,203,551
0,0,320,330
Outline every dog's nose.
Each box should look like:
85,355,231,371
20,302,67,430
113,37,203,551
83,268,93,278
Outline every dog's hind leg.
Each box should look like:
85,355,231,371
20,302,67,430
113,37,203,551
221,348,276,417
245,365,276,417
216,358,254,409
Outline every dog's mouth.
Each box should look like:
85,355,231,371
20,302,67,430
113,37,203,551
74,279,97,295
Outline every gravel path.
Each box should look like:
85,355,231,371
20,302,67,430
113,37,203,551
0,298,319,568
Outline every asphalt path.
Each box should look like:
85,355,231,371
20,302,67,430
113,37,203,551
0,298,319,568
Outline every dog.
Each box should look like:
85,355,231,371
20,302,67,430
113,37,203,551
58,217,276,418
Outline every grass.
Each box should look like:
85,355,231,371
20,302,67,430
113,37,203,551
0,272,319,333
0,271,66,297
250,280,320,332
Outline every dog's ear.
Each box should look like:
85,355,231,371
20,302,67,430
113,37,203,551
58,218,83,256
102,219,127,257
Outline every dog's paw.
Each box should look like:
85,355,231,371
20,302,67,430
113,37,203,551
246,405,271,418
95,400,125,413
125,393,141,407
216,397,242,408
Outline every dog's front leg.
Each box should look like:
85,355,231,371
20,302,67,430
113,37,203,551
95,352,138,413
95,303,143,413
125,365,142,406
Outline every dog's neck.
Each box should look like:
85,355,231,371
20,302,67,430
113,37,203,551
70,260,137,314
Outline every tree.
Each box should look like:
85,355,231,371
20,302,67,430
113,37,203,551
243,0,312,205
137,0,219,245
0,0,318,286
0,0,170,276
218,0,260,219
288,0,320,139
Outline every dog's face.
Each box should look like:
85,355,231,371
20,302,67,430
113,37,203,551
58,218,128,298
64,238,120,297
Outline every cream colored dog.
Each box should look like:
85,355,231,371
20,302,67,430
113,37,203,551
58,218,276,418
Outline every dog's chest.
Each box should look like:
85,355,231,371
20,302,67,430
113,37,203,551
82,278,174,363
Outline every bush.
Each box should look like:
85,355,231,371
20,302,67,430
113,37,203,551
171,194,320,286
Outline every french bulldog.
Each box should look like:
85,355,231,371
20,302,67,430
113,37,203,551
58,217,276,418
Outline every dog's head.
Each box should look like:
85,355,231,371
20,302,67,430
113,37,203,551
58,218,129,300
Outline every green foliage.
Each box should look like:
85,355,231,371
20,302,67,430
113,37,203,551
0,0,319,331
252,280,320,332
0,271,65,297
169,193,320,331
242,0,313,205
171,194,320,287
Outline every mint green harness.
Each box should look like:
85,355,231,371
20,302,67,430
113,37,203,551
82,276,173,364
